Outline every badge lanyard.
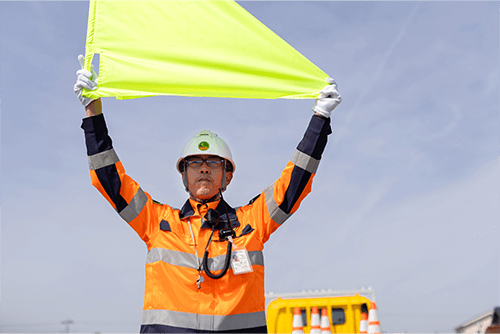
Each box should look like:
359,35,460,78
187,219,204,289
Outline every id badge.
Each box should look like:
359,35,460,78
231,247,253,275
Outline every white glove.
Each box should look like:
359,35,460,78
74,55,98,107
312,77,342,118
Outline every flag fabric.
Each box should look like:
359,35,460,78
82,0,330,100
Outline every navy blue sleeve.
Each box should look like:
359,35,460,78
297,114,332,160
81,113,113,156
81,114,129,213
279,114,332,214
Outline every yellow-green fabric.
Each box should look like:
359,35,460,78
82,1,329,100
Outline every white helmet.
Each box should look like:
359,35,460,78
177,131,235,196
176,130,235,173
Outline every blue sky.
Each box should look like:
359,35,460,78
1,1,498,333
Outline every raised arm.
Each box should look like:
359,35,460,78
243,78,342,243
74,55,158,242
85,99,102,117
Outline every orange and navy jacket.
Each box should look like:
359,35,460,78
81,113,331,333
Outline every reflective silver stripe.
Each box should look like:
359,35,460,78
142,309,267,331
249,251,264,267
146,248,198,269
88,148,119,170
291,149,319,174
118,187,148,223
146,248,264,270
264,184,292,225
205,250,264,271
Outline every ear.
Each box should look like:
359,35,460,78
225,171,233,186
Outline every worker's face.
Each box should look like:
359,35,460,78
183,155,233,201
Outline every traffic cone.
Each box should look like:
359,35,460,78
310,306,321,334
367,302,381,334
360,303,368,334
292,307,304,334
320,308,331,334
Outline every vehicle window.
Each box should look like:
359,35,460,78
331,308,345,325
301,309,307,326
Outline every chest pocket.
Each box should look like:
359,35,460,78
159,219,189,245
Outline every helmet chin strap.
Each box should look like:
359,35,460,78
221,160,227,191
192,194,219,205
183,160,227,204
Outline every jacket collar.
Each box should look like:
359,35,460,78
179,198,240,230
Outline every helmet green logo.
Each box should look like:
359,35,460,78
198,141,210,151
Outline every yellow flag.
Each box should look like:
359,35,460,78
82,1,329,100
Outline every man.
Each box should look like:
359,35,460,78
75,56,341,333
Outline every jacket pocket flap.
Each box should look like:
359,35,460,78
160,220,171,232
238,224,254,237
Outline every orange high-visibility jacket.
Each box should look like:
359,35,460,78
82,114,331,333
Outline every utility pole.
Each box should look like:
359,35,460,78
61,319,74,333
